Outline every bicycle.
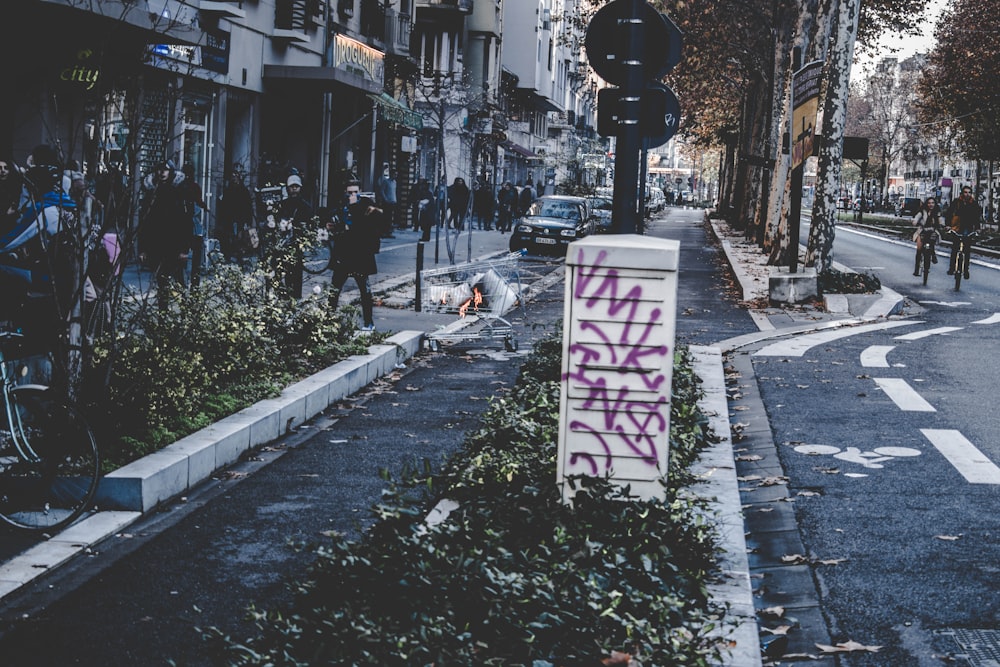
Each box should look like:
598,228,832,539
916,228,939,286
303,225,332,275
0,332,100,532
945,230,980,291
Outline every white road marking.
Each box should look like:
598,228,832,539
973,313,1000,324
873,378,936,411
894,326,963,340
754,321,919,357
919,301,971,308
860,345,894,368
921,429,1000,484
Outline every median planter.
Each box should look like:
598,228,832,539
95,331,423,513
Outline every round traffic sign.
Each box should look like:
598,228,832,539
585,0,678,86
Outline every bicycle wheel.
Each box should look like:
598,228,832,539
0,387,100,532
954,253,963,290
303,241,331,275
922,251,930,285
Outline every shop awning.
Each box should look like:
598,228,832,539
367,93,424,130
500,139,537,159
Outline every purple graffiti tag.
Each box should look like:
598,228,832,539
568,420,613,473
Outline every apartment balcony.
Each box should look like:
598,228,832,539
386,8,412,56
415,0,473,14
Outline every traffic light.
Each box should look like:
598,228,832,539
687,176,693,188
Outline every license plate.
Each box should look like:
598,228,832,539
535,237,557,245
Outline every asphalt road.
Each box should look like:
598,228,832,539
744,223,1000,666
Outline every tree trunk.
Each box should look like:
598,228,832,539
806,0,861,272
761,0,818,257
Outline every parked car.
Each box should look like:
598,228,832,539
649,187,666,213
588,196,613,233
895,197,922,217
509,195,595,255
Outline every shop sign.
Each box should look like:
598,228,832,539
202,28,230,75
59,49,101,91
333,33,383,85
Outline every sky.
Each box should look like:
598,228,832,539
857,0,949,68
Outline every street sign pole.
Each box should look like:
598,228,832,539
611,0,645,234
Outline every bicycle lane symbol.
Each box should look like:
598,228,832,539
793,444,922,475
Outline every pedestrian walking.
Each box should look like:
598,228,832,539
447,177,470,230
177,164,206,286
496,181,517,234
0,156,24,237
473,179,495,230
375,164,399,235
139,160,191,310
518,177,536,218
328,180,380,330
410,178,432,231
272,173,313,298
217,167,255,262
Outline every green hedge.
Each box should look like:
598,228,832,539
202,333,727,666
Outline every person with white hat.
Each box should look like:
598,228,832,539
270,172,312,298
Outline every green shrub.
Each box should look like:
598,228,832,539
88,262,375,469
203,335,726,666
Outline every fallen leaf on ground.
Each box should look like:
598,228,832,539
759,476,789,486
736,454,763,462
935,534,962,541
759,606,785,618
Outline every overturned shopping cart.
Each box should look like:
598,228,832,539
419,251,525,351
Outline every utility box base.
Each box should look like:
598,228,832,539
769,267,817,304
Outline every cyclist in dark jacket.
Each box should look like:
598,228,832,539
944,186,981,278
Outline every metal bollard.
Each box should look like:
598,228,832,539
415,241,424,312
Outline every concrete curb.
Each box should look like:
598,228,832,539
690,345,763,667
0,331,423,602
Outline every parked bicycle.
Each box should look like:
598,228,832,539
0,332,100,532
944,229,980,291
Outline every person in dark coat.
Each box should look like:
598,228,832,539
139,160,191,309
328,180,381,330
447,177,470,230
272,173,313,298
409,178,432,231
496,181,517,233
217,167,255,261
473,179,495,230
518,178,536,218
0,157,24,237
944,185,982,279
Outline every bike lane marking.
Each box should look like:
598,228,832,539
860,345,894,368
893,326,963,340
753,320,918,357
872,378,936,411
973,313,1000,324
921,429,1000,484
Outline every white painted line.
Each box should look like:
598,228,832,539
894,326,963,340
873,378,936,412
754,320,919,357
973,313,1000,324
921,429,1000,484
860,345,894,368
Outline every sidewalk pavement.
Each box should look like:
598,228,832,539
0,212,905,665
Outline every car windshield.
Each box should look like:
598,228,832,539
531,199,581,220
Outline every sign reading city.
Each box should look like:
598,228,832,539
791,60,823,169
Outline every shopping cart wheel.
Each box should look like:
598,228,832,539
428,339,441,352
504,337,518,352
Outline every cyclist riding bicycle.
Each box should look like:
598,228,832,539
911,197,942,276
944,186,981,280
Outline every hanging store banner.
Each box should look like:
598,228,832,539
791,60,823,170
